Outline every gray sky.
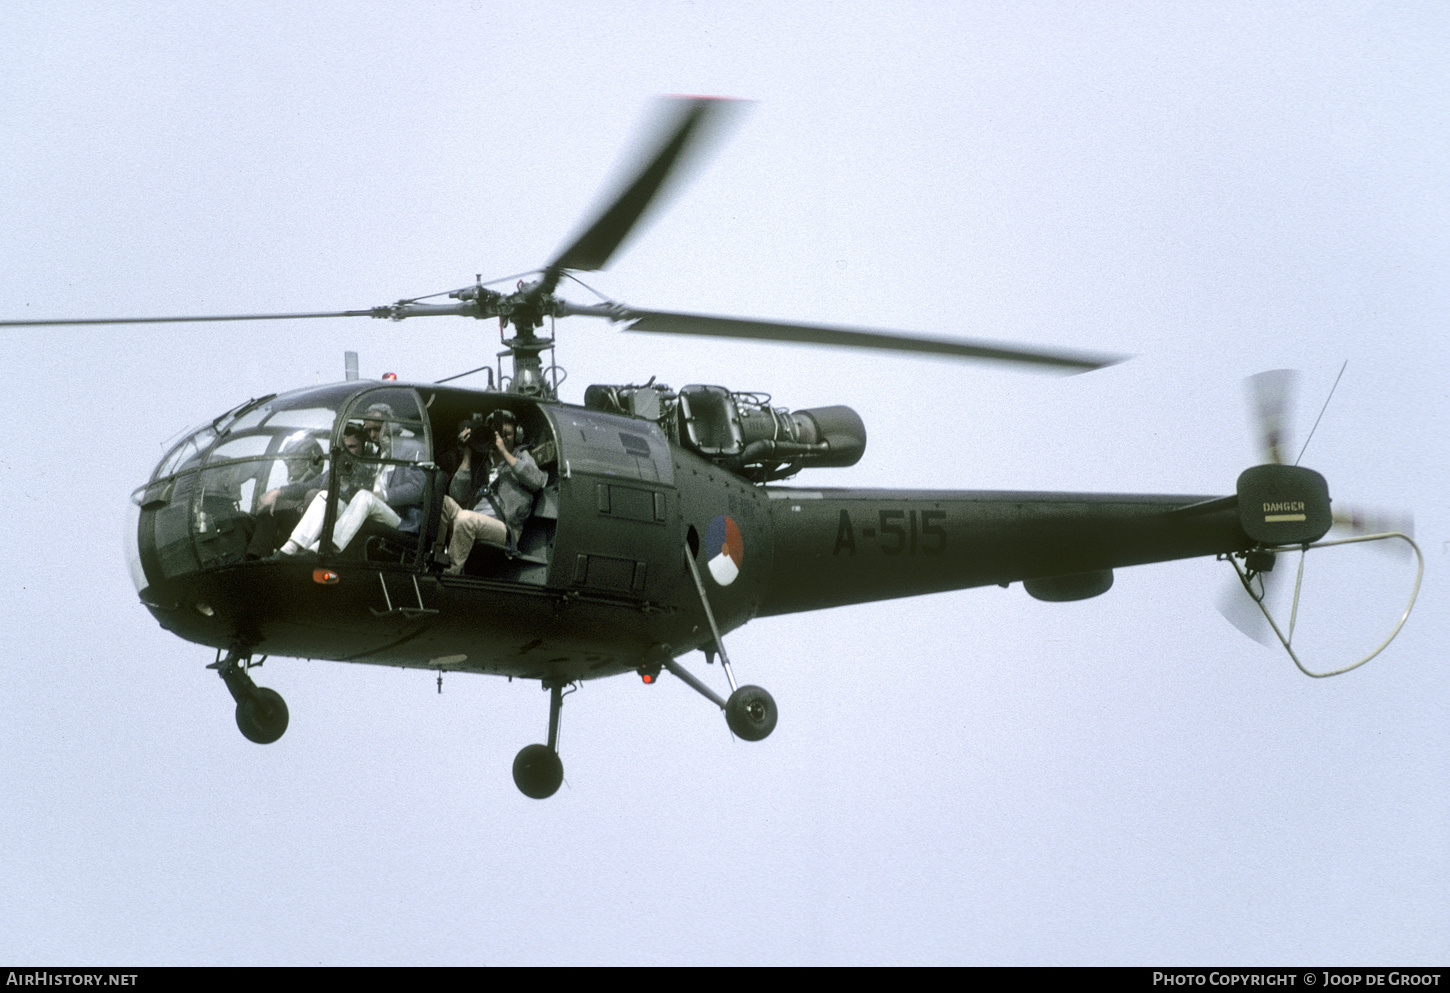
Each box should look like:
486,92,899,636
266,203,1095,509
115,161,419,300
1,1,1445,965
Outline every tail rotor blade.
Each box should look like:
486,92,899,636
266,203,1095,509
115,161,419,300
1332,505,1414,539
1247,369,1298,465
1216,569,1282,647
1331,505,1416,560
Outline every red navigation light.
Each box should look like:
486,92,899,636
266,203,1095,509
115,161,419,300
312,569,340,585
639,663,661,684
641,672,654,684
382,372,398,381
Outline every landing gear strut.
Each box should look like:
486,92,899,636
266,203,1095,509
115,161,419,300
674,548,778,742
513,682,565,799
210,649,289,744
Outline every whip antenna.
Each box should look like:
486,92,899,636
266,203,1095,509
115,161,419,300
1295,360,1347,466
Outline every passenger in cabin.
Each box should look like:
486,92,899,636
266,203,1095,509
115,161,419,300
435,414,482,502
254,425,367,556
269,406,426,557
360,403,395,458
353,402,428,533
438,409,546,575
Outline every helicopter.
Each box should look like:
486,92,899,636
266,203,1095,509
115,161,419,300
1,97,1421,799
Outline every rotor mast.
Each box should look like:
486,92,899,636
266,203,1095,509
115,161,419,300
378,278,567,398
369,97,740,399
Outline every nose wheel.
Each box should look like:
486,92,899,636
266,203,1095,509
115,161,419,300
236,687,290,744
210,650,289,744
513,682,566,799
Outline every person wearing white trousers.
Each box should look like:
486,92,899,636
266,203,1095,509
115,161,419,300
280,488,401,555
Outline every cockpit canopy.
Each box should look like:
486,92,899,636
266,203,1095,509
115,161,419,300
128,381,577,596
146,383,429,490
133,383,433,586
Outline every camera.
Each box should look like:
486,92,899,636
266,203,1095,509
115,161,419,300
472,410,517,453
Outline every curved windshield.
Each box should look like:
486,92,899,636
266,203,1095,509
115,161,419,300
134,383,367,582
153,424,216,480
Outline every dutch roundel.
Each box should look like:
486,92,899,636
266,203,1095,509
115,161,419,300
706,514,744,586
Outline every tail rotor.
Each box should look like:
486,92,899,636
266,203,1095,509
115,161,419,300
1217,368,1415,646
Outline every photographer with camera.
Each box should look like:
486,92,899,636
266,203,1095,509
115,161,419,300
437,409,546,575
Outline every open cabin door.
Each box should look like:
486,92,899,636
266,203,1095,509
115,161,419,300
417,389,563,585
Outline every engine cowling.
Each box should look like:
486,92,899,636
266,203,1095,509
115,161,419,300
583,382,867,480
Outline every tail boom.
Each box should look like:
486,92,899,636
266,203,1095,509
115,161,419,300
759,487,1249,616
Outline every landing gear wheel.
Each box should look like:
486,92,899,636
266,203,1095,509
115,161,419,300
512,743,564,799
235,688,289,744
725,685,777,741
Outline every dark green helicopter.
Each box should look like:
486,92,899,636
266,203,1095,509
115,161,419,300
2,98,1404,799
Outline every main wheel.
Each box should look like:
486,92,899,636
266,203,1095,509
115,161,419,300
235,687,289,744
725,685,777,741
512,743,564,799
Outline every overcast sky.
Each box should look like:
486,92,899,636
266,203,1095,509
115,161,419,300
1,1,1445,965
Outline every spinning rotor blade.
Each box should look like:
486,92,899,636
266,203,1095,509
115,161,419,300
1247,369,1297,464
547,97,743,278
605,307,1126,373
1217,554,1303,648
0,309,377,329
1331,504,1417,561
1241,367,1413,552
1217,571,1280,647
1332,506,1414,539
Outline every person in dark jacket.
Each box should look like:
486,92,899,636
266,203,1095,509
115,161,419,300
439,409,545,574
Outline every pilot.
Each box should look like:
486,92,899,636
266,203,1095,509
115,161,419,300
284,437,326,486
438,409,545,575
246,435,326,559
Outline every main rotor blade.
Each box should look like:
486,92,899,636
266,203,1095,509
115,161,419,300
0,309,377,328
614,308,1126,373
1247,369,1297,465
547,97,742,277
